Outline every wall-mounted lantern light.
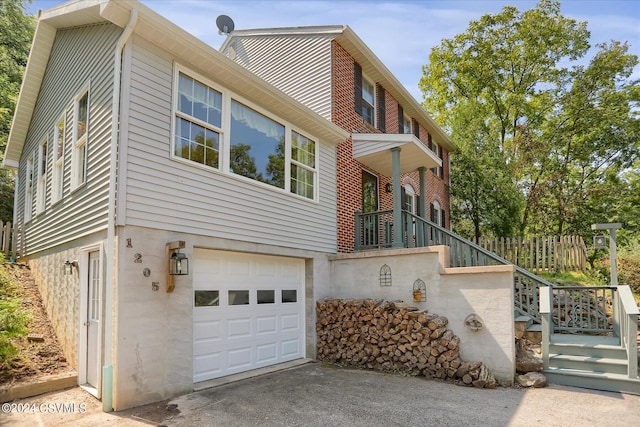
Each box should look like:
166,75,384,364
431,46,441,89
63,259,78,275
169,250,189,276
385,182,393,193
166,240,187,293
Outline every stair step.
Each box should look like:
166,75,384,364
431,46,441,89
549,354,629,375
543,368,640,395
549,342,627,359
526,324,542,332
550,334,620,346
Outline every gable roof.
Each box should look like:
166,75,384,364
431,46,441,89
2,0,348,169
220,25,455,152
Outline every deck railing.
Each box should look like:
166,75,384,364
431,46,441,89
617,286,639,378
354,210,555,322
550,286,615,334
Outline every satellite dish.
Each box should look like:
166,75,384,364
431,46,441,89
216,15,235,35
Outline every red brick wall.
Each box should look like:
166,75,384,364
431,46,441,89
331,41,450,253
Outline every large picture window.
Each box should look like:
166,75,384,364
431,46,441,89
230,100,285,188
175,73,222,168
172,67,319,200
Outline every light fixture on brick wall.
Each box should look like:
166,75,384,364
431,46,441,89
385,182,392,193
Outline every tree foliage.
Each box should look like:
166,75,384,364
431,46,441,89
420,0,639,243
0,0,35,223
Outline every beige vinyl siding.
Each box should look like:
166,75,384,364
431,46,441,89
122,37,338,253
224,34,333,121
15,23,120,255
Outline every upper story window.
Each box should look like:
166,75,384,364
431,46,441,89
354,62,375,126
172,67,319,200
431,143,444,178
71,88,89,189
291,131,316,199
36,138,47,214
397,105,411,134
361,76,375,125
402,114,412,135
52,116,65,203
175,73,222,169
230,100,285,188
24,154,34,223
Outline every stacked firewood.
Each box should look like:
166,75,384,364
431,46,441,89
316,298,496,388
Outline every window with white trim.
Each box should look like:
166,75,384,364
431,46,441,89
402,113,412,135
175,72,222,168
403,184,416,214
24,154,34,223
52,117,65,202
361,75,375,125
172,67,319,200
36,138,47,214
291,131,316,199
72,89,89,189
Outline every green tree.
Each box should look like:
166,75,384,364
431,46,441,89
420,0,639,242
0,0,35,223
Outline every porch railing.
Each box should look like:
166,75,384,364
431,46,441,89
618,286,639,378
354,210,555,322
549,286,615,334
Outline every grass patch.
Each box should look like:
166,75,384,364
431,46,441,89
536,270,606,287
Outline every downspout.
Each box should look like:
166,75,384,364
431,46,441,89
103,8,138,412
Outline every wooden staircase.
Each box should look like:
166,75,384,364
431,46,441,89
540,286,640,395
543,334,640,395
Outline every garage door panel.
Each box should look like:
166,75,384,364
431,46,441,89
193,320,222,340
193,249,304,383
227,347,252,369
194,353,222,381
256,343,278,363
281,314,301,331
227,318,251,338
281,339,301,357
256,316,277,334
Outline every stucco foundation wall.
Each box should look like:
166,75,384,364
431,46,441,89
328,247,515,384
25,232,107,369
113,225,332,410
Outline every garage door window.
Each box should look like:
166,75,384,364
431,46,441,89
257,290,275,304
195,290,219,307
282,290,297,303
229,290,249,305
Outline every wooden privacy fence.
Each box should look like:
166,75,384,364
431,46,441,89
479,235,587,273
0,221,20,260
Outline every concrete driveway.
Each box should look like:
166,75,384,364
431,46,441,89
4,362,640,426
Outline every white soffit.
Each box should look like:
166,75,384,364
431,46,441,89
352,133,441,176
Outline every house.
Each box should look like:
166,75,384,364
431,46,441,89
219,25,455,253
3,0,349,409
5,0,551,411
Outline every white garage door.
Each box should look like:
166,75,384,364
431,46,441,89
193,249,305,383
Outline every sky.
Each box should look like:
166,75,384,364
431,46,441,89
28,0,640,102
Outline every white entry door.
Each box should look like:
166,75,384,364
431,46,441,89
85,251,101,390
193,250,305,383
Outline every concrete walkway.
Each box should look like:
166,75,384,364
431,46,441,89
3,363,640,426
